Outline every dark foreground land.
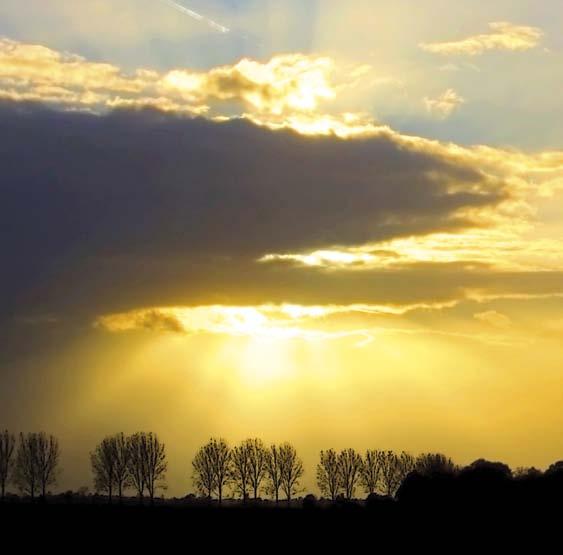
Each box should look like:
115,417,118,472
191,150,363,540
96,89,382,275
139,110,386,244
3,466,563,544
2,494,562,546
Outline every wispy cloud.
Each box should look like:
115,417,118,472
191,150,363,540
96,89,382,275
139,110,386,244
474,310,513,329
420,21,543,56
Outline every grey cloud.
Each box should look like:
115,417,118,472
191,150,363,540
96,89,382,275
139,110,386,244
0,101,510,313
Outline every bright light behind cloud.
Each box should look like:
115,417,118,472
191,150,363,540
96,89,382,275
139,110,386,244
95,304,397,345
420,21,544,56
162,55,336,115
260,229,563,272
0,38,341,120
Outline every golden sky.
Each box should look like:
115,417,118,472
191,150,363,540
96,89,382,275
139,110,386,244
1,0,563,495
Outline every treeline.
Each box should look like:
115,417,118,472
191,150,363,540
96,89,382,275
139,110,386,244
317,449,455,499
192,439,303,502
2,430,563,506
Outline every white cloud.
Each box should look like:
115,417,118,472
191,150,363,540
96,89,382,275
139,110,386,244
424,88,465,118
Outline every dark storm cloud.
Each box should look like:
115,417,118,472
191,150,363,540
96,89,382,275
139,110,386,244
0,100,510,314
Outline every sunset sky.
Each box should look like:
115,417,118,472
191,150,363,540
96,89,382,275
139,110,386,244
1,0,563,495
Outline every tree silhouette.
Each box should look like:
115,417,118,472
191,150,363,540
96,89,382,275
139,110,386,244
127,433,147,502
337,448,363,500
231,440,252,501
192,438,231,503
279,443,304,503
398,451,416,481
13,432,60,499
361,449,383,495
14,433,39,499
545,461,563,476
36,433,60,497
91,437,117,502
247,438,267,500
112,433,131,501
142,433,167,502
415,453,457,476
126,432,167,503
0,430,16,500
317,449,340,500
513,466,543,479
265,444,283,503
192,442,216,499
379,450,415,497
211,438,231,503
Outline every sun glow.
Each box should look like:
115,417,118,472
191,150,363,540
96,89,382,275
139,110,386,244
96,304,376,344
95,302,465,346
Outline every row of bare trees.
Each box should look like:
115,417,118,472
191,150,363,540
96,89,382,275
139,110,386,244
317,450,457,499
2,429,457,503
0,430,60,499
192,439,304,503
90,432,167,503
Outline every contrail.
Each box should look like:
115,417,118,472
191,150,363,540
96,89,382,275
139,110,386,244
159,0,230,33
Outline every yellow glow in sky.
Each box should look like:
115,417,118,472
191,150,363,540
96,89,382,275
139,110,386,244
2,1,563,498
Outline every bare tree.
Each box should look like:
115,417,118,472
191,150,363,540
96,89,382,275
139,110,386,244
0,430,16,500
397,451,416,483
126,432,167,503
338,448,363,500
127,432,147,502
378,451,401,497
210,438,231,503
36,433,60,497
192,438,231,503
192,442,216,499
415,453,457,476
112,433,130,501
265,444,283,503
14,433,39,499
317,449,340,500
231,440,252,501
91,437,116,502
247,438,267,500
361,449,383,495
13,432,59,499
279,443,304,503
379,450,415,497
143,433,167,502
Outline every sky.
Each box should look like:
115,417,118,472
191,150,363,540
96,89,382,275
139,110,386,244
1,0,563,496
